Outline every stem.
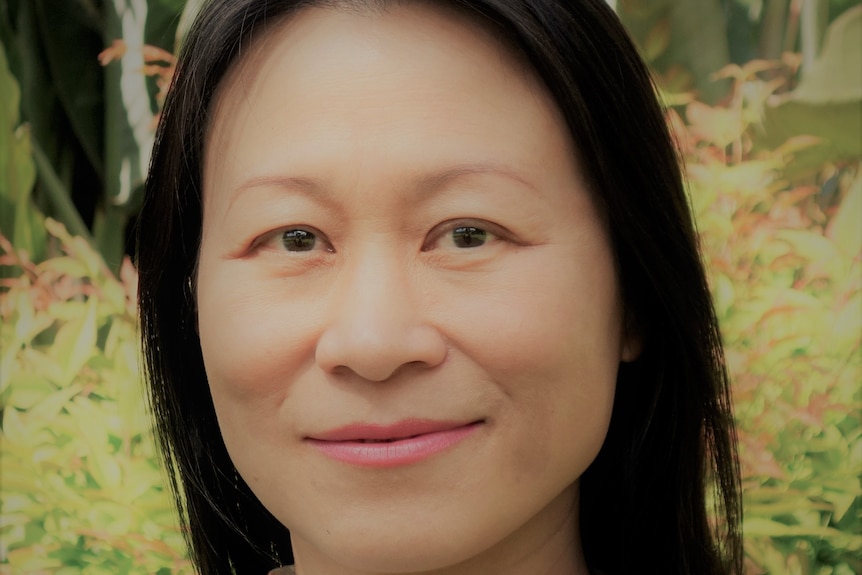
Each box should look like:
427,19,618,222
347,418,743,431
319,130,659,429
31,139,93,242
93,206,127,274
759,0,789,60
800,0,823,70
784,0,802,54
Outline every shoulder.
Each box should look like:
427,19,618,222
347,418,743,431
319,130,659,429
268,567,295,575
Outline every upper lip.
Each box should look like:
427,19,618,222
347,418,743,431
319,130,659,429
307,419,482,442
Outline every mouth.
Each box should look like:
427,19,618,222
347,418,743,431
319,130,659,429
307,418,484,443
355,437,419,443
305,419,485,467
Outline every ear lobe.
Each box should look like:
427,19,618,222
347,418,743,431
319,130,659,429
621,334,642,362
620,312,643,363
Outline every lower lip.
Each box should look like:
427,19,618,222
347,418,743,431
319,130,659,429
306,422,482,468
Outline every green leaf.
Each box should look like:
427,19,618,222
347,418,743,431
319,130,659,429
43,217,104,278
65,397,122,491
50,298,98,387
743,516,847,538
643,18,671,62
712,272,736,318
28,384,83,423
831,292,862,353
1,406,27,444
0,34,20,129
88,500,134,535
775,229,848,281
2,374,55,410
31,0,104,175
12,289,35,343
36,256,90,279
827,173,862,260
0,39,44,261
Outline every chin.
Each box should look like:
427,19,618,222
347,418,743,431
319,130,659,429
291,518,500,573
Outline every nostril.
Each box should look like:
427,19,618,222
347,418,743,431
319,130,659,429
315,324,448,382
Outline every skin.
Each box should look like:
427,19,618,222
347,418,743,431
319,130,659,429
197,4,639,575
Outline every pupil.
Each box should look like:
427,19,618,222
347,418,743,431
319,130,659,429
282,229,316,251
452,226,486,248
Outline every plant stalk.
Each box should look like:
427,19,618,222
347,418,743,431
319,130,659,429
31,139,93,243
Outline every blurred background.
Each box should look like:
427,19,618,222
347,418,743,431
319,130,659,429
0,0,859,573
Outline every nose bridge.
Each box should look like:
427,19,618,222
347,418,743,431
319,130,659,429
343,246,412,325
315,242,446,381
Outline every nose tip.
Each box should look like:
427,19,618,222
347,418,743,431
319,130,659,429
315,323,448,382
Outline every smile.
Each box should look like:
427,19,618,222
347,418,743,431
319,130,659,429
305,419,484,468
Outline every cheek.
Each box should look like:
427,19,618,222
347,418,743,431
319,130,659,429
195,263,321,414
438,248,622,475
442,246,624,385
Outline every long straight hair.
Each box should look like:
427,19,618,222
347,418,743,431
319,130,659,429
137,1,743,573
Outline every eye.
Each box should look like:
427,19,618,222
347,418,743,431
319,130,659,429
451,226,487,248
254,226,333,255
282,229,317,252
424,219,507,252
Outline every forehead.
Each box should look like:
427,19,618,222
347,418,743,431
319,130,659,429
201,1,578,208
205,1,550,135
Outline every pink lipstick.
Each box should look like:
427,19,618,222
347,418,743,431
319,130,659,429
306,419,483,467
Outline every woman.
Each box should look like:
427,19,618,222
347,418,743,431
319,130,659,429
137,0,742,574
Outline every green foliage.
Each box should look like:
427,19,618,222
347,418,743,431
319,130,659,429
619,0,733,102
673,53,862,574
0,38,45,267
762,5,862,175
1,0,186,272
0,222,191,574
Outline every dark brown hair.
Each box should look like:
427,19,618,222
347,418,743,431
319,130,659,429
137,1,743,573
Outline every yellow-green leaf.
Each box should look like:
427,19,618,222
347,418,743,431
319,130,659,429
50,298,98,387
36,255,90,279
3,374,55,410
827,173,862,260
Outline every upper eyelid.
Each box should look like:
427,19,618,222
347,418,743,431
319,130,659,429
434,218,493,233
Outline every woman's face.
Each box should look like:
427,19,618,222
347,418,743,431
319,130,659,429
197,4,637,574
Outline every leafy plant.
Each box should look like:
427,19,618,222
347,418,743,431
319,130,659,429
673,49,861,574
0,0,187,272
0,35,46,269
1,30,189,571
0,221,191,574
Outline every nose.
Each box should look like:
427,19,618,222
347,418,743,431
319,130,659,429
315,251,448,382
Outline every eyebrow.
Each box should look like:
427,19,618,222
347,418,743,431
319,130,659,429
229,175,328,208
228,162,538,209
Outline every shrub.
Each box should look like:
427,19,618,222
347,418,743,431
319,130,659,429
676,60,861,574
0,221,191,574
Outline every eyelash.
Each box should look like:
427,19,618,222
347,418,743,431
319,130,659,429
256,219,506,255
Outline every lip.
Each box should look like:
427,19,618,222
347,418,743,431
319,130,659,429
305,419,484,468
